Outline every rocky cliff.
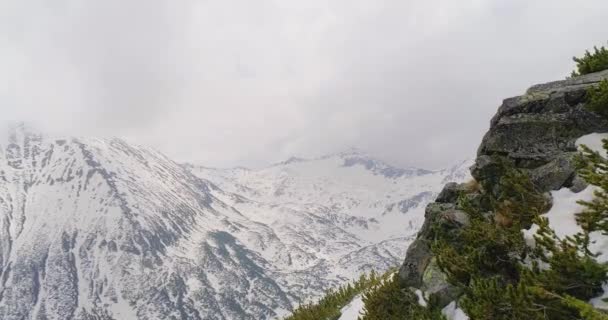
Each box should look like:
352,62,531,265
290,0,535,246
397,69,608,307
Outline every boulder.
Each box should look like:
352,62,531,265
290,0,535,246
398,239,432,288
470,155,509,194
438,209,470,228
528,153,577,192
569,175,589,193
398,204,468,288
436,183,479,204
436,182,461,203
421,258,461,308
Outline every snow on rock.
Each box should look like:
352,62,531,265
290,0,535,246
441,301,469,320
338,295,364,320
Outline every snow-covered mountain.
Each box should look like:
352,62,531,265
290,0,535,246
187,149,470,244
0,125,470,320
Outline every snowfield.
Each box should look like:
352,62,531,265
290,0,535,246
441,301,469,320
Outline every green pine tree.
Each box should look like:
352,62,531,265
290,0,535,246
284,270,388,320
360,276,445,320
432,156,608,319
572,44,608,77
585,79,608,118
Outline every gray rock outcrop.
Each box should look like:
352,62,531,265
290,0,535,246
398,70,608,307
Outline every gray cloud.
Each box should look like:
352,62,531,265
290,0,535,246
1,0,608,168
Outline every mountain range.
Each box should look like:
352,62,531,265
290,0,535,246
0,124,470,319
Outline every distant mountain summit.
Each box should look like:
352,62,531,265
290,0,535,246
0,125,471,319
268,147,436,179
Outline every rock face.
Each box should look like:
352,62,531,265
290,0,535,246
475,69,608,192
398,70,608,306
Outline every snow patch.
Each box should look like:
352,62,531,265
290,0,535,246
545,187,597,238
415,289,427,307
442,301,469,320
524,133,608,253
576,133,608,158
519,186,595,265
338,295,364,320
591,283,608,310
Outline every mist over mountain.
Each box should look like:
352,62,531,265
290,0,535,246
3,1,608,319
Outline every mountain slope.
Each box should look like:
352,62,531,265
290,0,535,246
0,126,291,319
0,125,470,319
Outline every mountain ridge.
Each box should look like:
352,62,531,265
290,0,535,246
186,146,451,177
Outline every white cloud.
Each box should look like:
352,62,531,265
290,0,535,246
1,0,608,168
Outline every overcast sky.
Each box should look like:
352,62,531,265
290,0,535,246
1,0,608,169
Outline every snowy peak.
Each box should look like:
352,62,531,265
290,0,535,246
339,154,432,179
273,156,307,166
268,148,435,180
